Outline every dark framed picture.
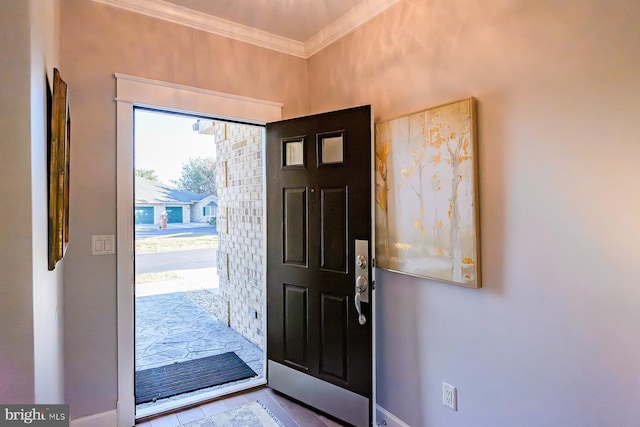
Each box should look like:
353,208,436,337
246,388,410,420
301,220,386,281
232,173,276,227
48,68,70,270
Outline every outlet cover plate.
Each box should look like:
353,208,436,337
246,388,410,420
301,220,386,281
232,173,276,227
443,382,457,411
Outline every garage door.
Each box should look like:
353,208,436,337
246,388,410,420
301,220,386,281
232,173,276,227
135,206,154,225
166,206,183,223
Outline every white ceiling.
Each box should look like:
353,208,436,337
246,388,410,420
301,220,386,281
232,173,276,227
94,0,399,58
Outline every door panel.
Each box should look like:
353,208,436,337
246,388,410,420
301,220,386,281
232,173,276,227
283,284,308,369
320,293,348,380
267,105,372,426
320,187,348,273
283,188,308,266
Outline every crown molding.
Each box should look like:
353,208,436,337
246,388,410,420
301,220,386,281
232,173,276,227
305,0,399,57
92,0,306,57
92,0,399,59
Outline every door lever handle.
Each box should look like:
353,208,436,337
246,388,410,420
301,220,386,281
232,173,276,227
355,291,367,326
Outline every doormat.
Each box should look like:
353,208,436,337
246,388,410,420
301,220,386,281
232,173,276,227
135,352,257,404
182,401,284,427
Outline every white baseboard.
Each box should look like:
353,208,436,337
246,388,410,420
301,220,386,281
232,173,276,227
70,409,118,427
376,405,411,427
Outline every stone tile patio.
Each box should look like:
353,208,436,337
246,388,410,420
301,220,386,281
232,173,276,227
135,270,263,411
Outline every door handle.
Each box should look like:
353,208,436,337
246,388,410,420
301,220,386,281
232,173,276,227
355,289,367,326
355,275,367,325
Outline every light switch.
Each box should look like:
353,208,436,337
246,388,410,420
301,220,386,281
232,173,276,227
91,235,116,255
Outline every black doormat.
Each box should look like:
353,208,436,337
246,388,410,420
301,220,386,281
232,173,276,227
135,352,257,404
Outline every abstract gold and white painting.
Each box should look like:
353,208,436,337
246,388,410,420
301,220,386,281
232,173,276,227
375,98,481,287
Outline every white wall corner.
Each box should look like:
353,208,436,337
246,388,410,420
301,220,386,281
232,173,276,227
70,410,118,427
376,405,411,427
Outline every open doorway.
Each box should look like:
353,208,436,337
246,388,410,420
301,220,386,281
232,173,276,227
133,108,266,418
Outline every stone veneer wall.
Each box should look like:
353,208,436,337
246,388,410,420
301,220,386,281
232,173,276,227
214,121,265,348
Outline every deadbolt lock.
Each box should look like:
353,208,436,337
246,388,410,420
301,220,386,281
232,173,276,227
356,255,367,269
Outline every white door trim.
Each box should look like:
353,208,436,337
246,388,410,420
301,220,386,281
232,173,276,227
115,74,281,427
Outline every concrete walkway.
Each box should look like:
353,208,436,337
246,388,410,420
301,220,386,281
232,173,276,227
135,268,219,297
135,268,263,410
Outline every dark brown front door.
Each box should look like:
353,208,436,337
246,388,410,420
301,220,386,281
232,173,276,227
266,106,373,426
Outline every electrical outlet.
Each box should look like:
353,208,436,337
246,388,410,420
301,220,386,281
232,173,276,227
443,382,457,411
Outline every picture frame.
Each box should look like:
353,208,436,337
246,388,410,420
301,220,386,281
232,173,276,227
375,98,481,287
48,68,70,271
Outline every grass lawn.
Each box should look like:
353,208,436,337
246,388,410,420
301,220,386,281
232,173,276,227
136,233,219,254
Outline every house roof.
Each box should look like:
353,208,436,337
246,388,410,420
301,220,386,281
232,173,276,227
135,176,213,204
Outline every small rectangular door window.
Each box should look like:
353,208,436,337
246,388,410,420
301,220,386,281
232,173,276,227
318,133,344,165
283,138,305,167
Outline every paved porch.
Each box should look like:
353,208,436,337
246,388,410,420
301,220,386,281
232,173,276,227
135,268,263,410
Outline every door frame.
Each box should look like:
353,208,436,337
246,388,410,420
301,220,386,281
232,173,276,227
115,73,282,426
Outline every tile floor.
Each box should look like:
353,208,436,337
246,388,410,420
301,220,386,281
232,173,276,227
135,386,346,427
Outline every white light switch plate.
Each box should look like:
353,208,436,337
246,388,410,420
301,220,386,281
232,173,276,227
91,235,116,255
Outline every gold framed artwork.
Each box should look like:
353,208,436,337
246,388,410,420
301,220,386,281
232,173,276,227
48,68,70,271
375,98,481,287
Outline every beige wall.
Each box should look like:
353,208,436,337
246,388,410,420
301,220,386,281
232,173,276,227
309,0,640,426
0,0,64,405
0,0,36,403
60,0,307,419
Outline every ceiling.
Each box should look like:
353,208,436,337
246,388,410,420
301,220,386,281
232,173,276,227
95,0,399,58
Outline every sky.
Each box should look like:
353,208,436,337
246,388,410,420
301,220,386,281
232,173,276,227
134,109,217,184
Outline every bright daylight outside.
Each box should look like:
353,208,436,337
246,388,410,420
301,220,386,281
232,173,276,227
133,109,262,414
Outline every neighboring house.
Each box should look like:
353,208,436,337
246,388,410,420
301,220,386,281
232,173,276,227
135,176,217,225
